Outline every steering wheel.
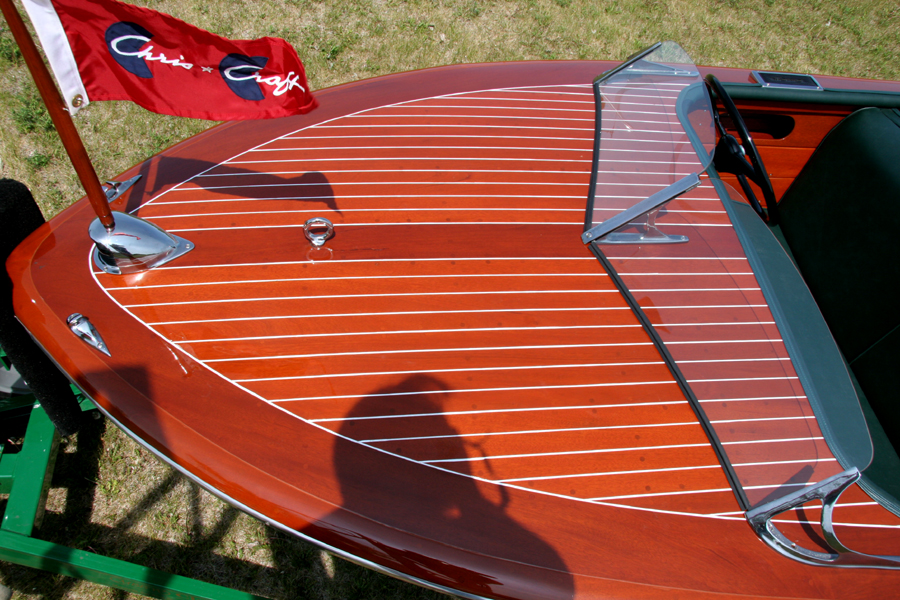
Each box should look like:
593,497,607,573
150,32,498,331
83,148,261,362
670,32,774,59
705,74,779,224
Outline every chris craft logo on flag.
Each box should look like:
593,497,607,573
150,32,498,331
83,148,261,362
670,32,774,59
22,0,318,120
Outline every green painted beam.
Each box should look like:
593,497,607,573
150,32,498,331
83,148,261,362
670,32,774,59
0,401,269,599
1,402,57,537
0,529,268,600
0,449,16,495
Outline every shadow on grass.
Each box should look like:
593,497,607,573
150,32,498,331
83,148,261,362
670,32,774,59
0,413,443,600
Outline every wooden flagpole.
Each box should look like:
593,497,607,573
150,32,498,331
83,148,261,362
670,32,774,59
0,0,116,229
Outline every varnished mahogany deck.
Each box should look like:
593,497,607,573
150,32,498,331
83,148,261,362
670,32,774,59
8,61,900,599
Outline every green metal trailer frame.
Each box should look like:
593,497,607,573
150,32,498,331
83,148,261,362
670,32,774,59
0,349,267,600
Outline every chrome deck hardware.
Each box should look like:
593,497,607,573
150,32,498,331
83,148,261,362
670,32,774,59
747,468,900,569
101,175,142,202
89,175,194,275
67,313,110,356
303,217,334,247
90,212,194,275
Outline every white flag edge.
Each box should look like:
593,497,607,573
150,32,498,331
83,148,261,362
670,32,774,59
21,0,89,114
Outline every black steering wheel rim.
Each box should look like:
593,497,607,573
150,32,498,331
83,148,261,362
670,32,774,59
705,74,779,224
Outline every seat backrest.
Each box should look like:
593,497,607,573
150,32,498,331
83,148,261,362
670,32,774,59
777,107,900,457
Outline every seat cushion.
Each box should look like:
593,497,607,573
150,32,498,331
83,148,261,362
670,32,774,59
778,108,900,362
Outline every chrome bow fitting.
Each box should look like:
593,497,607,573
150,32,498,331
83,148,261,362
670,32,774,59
90,212,193,275
67,313,110,356
88,175,193,275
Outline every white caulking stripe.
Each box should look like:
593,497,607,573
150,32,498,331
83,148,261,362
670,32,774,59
163,222,730,233
788,502,881,510
365,104,597,113
711,416,814,425
146,307,631,326
314,124,594,132
169,181,590,189
108,274,755,293
409,95,672,106
707,502,878,520
422,453,832,471
145,208,591,219
122,289,621,308
361,420,702,443
638,305,767,310
345,113,596,122
688,376,799,384
732,457,837,468
612,257,749,261
497,463,721,483
346,111,683,127
107,272,610,291
768,520,900,530
743,483,816,491
627,287,761,293
174,324,643,345
287,131,690,151
181,166,595,175
235,360,666,383
276,379,679,403
188,334,782,363
144,208,726,219
476,88,590,95
164,174,692,191
230,151,694,161
138,256,671,270
607,272,752,276
424,442,712,464
697,395,808,403
246,145,595,153
307,397,684,421
149,195,589,205
203,341,656,363
657,322,775,327
678,358,792,364
177,322,777,346
322,122,683,137
275,134,595,143
415,96,595,105
722,437,824,446
591,488,734,502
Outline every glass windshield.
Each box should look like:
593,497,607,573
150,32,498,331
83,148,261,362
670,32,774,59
583,42,715,243
710,176,875,478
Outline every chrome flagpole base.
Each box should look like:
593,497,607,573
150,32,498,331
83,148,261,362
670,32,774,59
89,211,193,275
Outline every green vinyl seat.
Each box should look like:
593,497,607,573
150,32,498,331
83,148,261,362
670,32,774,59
775,107,900,502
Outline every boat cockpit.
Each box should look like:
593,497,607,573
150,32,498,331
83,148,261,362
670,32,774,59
580,41,900,569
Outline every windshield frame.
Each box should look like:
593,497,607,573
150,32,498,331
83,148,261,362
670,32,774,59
582,41,716,244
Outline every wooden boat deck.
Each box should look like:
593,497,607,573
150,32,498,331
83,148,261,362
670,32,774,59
9,61,900,598
96,81,897,526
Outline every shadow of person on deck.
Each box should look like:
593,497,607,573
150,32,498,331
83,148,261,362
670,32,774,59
324,374,574,599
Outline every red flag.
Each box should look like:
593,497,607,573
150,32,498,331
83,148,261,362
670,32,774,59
22,0,317,120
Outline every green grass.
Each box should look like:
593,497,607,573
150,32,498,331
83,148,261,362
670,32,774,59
0,0,898,598
1,0,898,218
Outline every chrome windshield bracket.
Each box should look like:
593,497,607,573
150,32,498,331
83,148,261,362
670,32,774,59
746,468,900,569
102,175,142,202
591,208,689,245
594,42,662,85
581,173,700,245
